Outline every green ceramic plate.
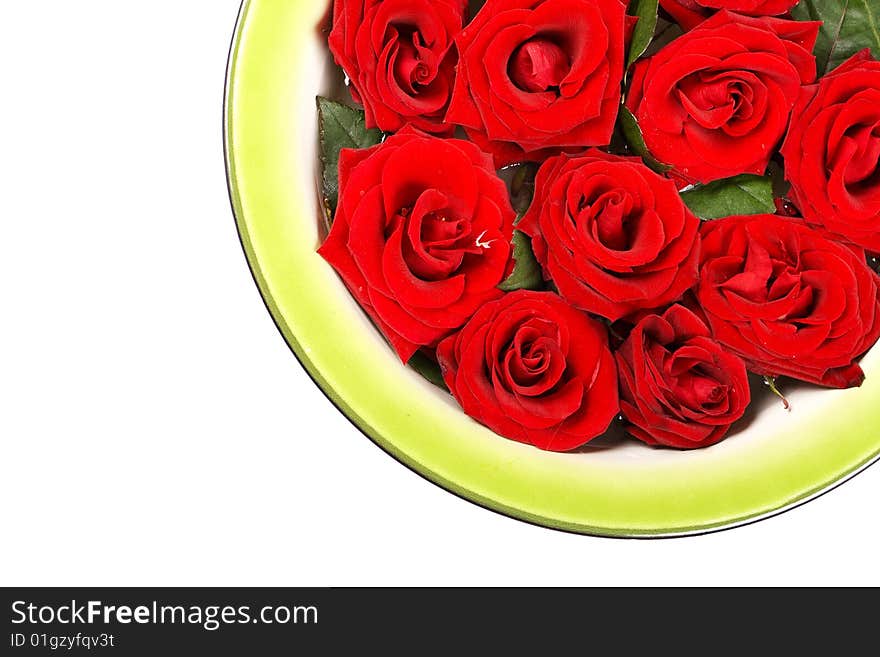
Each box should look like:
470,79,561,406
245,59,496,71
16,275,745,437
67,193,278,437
224,0,880,537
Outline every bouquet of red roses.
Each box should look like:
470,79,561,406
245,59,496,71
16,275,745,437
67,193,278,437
317,0,880,451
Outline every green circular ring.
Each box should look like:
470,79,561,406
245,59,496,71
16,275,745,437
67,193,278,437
224,0,880,537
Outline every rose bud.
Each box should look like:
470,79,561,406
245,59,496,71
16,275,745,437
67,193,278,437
617,305,751,450
696,214,880,389
329,0,468,135
318,128,515,363
626,11,820,185
518,150,700,322
659,0,800,31
445,0,629,167
781,50,880,253
437,291,619,452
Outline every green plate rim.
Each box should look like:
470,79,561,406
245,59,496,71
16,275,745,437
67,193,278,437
223,0,880,538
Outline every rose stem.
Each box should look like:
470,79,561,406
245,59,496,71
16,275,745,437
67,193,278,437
763,376,791,412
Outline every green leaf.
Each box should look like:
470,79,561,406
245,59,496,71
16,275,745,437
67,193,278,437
408,351,448,391
617,106,671,174
627,0,659,67
508,162,539,215
643,16,683,59
680,174,776,220
499,230,544,292
792,0,880,75
316,97,383,218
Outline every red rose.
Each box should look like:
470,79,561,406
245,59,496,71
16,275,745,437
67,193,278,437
617,305,751,449
328,0,467,134
659,0,799,31
518,150,700,322
445,0,628,167
626,11,819,185
437,291,619,451
318,128,515,363
696,214,880,388
781,50,880,253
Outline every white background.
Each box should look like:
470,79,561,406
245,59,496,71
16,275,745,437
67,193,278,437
1,1,878,587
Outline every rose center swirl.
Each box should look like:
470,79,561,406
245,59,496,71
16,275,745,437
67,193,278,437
678,372,728,409
677,71,760,130
508,38,571,95
835,120,880,188
719,240,827,328
391,26,440,94
396,192,481,282
568,180,640,254
501,320,567,396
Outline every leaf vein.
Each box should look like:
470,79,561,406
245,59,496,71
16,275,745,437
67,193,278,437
860,0,880,49
826,0,851,74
